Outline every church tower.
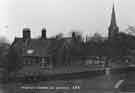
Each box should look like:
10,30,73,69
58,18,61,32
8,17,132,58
108,4,119,40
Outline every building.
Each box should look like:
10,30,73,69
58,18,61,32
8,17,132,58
8,28,67,69
8,27,82,71
108,4,119,40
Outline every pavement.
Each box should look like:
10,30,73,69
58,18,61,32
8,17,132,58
0,72,127,93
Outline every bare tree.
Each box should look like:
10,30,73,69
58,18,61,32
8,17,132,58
124,25,135,36
89,32,105,42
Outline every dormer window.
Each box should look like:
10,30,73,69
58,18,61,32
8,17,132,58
27,49,34,54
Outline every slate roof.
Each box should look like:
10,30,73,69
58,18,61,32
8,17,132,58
11,37,74,57
22,39,60,57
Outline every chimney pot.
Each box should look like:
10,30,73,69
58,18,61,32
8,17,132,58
23,28,31,40
41,28,46,39
72,32,76,39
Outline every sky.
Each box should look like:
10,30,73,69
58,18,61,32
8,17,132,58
0,0,135,42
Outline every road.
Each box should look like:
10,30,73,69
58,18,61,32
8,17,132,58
0,72,128,93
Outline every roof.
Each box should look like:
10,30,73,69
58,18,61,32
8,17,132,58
110,4,117,27
11,37,74,57
22,39,61,57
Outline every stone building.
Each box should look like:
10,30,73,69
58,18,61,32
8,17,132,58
9,28,68,70
8,27,81,71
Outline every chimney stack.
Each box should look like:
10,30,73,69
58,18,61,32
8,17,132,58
72,32,76,39
41,28,46,39
23,28,31,40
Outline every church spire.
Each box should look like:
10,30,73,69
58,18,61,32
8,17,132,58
108,4,119,40
110,4,117,27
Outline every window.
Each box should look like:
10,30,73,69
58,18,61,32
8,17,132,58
27,49,34,54
23,57,31,65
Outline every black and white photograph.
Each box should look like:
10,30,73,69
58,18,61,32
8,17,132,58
0,0,135,93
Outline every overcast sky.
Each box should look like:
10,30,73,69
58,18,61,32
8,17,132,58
0,0,134,42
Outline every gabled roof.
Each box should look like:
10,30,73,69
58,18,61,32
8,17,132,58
11,37,73,57
22,38,62,57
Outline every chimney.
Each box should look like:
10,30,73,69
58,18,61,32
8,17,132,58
41,28,46,39
72,32,76,39
23,28,31,40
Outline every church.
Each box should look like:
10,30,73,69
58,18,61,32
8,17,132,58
108,4,119,40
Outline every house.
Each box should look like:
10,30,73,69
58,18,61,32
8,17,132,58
8,27,83,71
8,28,69,70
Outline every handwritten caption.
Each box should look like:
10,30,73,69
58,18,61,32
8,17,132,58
20,85,80,90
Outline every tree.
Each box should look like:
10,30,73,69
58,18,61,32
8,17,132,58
86,32,106,43
125,25,135,36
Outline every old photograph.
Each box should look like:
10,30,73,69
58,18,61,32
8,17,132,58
0,0,134,93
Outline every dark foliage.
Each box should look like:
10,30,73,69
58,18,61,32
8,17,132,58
63,31,135,59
